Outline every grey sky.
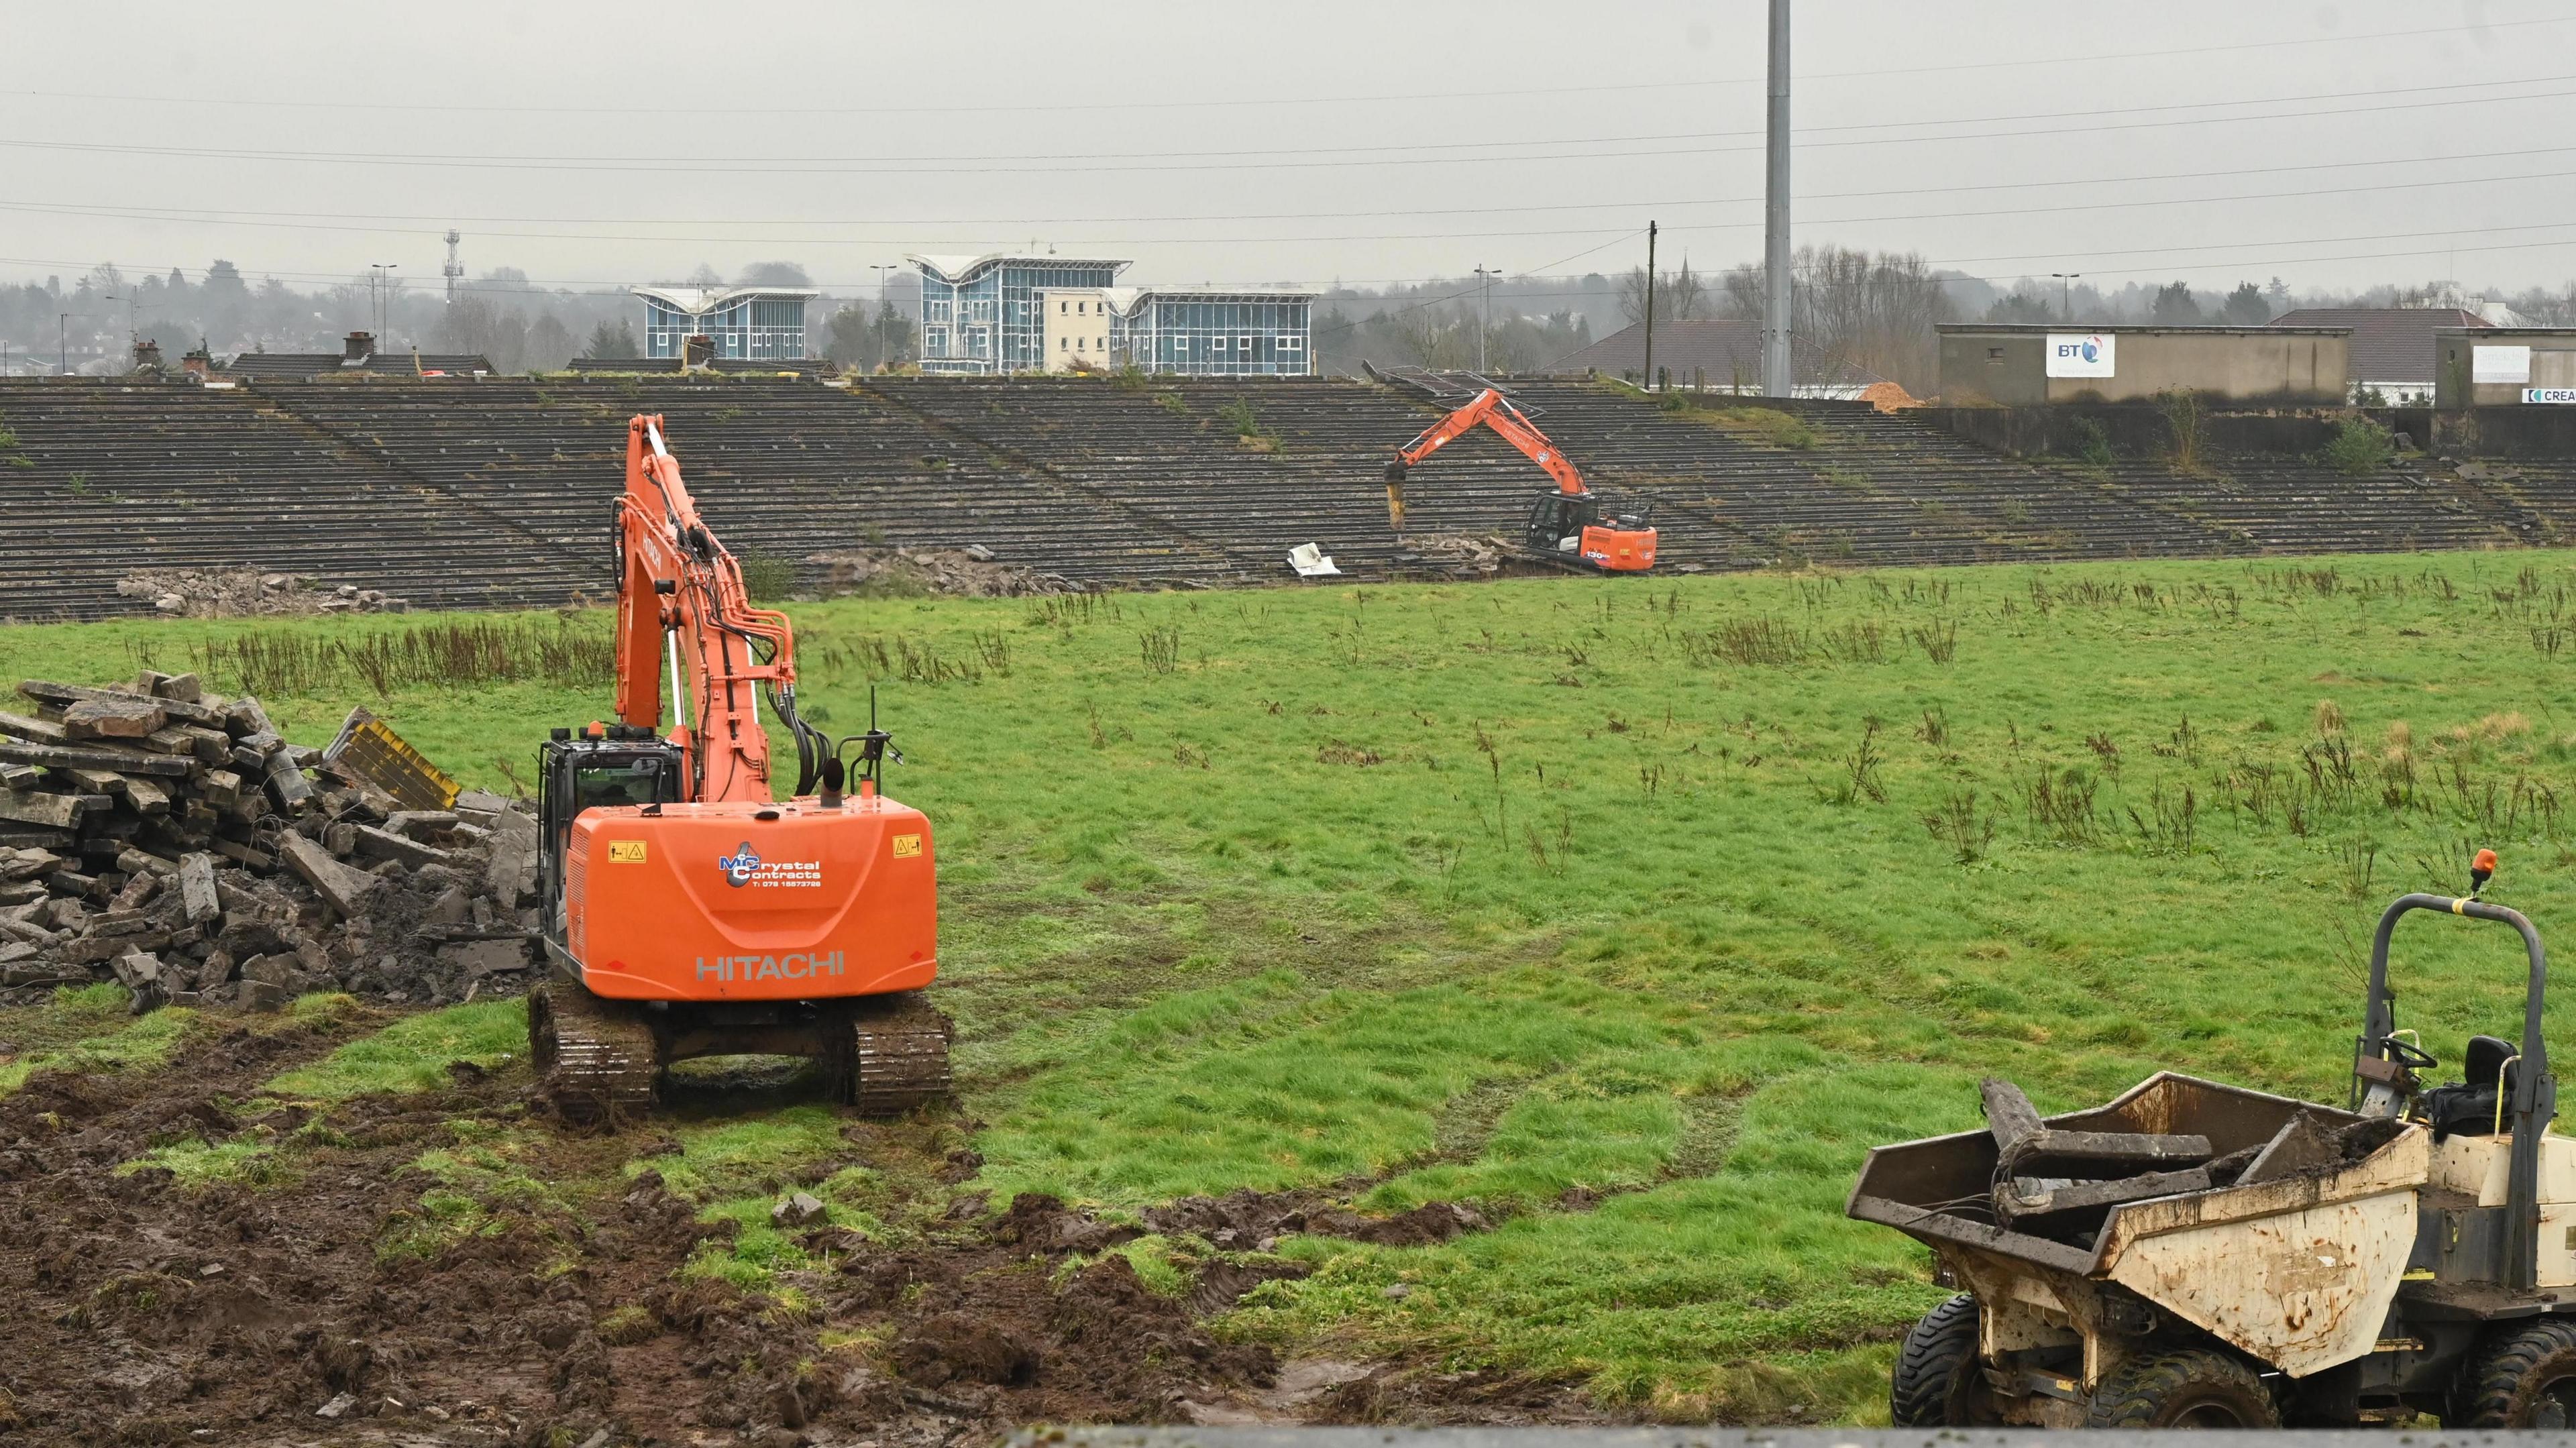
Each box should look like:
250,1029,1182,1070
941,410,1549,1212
6,0,2573,299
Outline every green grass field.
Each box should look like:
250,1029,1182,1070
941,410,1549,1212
12,551,2576,1421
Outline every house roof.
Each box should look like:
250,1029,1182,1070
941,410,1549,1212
631,285,819,313
906,252,1132,284
2267,308,2488,385
1546,317,1874,388
219,350,494,378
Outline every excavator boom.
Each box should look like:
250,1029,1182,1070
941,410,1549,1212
1394,388,1589,499
1380,386,1657,573
612,415,796,804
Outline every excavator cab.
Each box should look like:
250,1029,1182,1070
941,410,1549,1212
1527,493,1658,573
535,724,684,936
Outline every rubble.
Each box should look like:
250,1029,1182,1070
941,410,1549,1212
113,568,412,617
0,670,536,1009
805,546,1079,598
1976,1077,2411,1247
1394,532,1511,575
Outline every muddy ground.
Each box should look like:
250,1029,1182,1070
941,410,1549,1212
0,1008,1596,1447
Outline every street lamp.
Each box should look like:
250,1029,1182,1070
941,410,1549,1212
102,290,138,342
867,264,898,372
2051,273,2082,325
370,264,399,344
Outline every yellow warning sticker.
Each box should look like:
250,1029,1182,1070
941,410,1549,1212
892,834,923,858
608,840,648,864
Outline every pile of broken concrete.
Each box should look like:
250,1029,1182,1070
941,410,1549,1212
0,671,537,1010
806,545,1079,598
114,568,413,617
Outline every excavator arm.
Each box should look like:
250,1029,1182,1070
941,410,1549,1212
612,414,806,804
1384,388,1587,528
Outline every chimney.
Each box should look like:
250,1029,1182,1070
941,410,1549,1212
131,338,164,373
182,344,213,380
684,333,716,368
343,331,374,364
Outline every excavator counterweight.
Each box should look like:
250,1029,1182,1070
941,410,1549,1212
529,416,950,1123
1384,387,1657,573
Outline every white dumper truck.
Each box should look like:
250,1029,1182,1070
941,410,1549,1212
1850,868,2576,1427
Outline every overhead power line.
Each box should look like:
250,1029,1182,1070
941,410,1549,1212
11,158,2576,250
6,13,2569,118
5,76,2575,176
8,214,2576,300
7,140,2575,237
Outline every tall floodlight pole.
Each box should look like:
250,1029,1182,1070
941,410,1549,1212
1761,0,1793,397
1473,264,1496,372
1642,221,1658,391
2052,272,2081,323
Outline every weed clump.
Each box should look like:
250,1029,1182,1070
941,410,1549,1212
1701,407,1819,451
2320,416,2397,476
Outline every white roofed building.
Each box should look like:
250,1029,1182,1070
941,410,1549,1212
633,285,818,364
910,253,1130,375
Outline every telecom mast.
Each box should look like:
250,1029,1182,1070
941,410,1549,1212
443,230,464,307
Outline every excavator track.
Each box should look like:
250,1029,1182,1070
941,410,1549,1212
847,991,953,1116
529,980,659,1126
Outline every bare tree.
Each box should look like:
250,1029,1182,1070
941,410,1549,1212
1721,245,1955,394
1617,262,1707,326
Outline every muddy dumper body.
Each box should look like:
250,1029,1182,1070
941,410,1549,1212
1852,888,2576,1428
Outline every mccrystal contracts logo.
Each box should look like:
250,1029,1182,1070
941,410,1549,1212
716,841,824,890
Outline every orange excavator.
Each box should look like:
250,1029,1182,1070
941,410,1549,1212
527,414,949,1122
1384,387,1656,573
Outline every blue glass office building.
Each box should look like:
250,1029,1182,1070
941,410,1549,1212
633,286,817,361
911,254,1315,376
910,254,1129,375
1108,288,1316,376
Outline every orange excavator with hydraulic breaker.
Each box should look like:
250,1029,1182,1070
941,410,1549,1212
1384,387,1656,573
527,414,949,1122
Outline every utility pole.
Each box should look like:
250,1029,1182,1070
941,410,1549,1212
59,313,73,378
1642,221,1658,392
443,230,464,309
2052,272,2081,324
1761,0,1794,397
1473,264,1496,372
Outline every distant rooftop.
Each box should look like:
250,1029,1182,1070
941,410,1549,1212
907,252,1133,283
2268,307,2491,386
219,333,492,378
631,284,820,313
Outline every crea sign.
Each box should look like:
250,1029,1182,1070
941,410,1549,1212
2045,333,2116,379
2525,387,2576,405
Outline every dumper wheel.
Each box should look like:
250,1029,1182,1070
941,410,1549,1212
2454,1319,2576,1428
2086,1349,2280,1428
1891,1293,1986,1426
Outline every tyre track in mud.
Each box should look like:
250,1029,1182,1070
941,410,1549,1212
0,1009,1591,1445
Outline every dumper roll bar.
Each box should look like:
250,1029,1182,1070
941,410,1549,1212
2356,892,2556,1289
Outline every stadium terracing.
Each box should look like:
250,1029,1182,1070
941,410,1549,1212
0,372,2557,621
